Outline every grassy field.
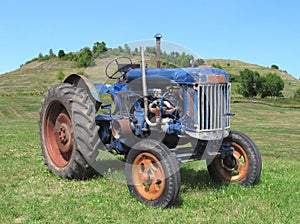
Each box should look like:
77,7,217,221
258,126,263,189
0,94,299,224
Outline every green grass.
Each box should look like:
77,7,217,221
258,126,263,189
1,95,300,223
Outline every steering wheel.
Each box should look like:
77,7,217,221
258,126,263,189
105,56,133,79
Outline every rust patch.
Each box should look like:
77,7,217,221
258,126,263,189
207,75,227,83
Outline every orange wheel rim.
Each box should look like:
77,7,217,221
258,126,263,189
215,142,249,182
132,152,165,201
44,101,74,168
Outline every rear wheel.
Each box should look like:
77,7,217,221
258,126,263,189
39,83,100,179
125,140,180,208
207,131,262,186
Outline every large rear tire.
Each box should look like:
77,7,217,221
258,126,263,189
39,83,100,179
125,140,181,208
207,131,262,186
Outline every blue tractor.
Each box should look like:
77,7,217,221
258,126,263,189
39,38,262,208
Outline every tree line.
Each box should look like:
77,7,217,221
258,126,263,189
28,42,205,69
26,41,108,68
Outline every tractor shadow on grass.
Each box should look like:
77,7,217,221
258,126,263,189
172,167,229,208
91,157,127,182
179,167,226,191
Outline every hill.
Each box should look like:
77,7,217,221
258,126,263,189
0,56,299,99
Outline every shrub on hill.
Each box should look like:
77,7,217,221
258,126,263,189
49,49,55,57
260,73,284,98
239,69,262,97
239,69,284,98
92,41,108,58
58,50,65,58
76,47,94,67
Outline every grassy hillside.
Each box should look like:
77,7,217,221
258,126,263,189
1,57,299,99
0,60,76,96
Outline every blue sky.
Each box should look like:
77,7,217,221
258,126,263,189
1,0,299,78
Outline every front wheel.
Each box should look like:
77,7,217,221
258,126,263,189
125,140,181,208
207,131,262,186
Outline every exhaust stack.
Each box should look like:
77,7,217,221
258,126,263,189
154,33,162,68
140,46,158,127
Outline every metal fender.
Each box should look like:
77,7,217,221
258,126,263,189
64,74,102,111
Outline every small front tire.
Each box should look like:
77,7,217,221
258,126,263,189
125,140,181,208
207,131,262,186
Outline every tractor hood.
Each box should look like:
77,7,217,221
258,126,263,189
125,67,229,84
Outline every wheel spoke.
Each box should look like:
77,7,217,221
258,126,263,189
148,182,156,193
153,166,164,181
233,150,242,160
237,162,246,174
230,142,249,181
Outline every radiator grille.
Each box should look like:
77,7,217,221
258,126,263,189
195,83,230,131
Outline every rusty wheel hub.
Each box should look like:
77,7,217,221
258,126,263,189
44,102,74,168
54,113,73,154
216,142,249,182
132,153,165,200
223,155,239,171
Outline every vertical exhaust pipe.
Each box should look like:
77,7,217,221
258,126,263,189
140,46,157,127
154,33,162,68
141,46,148,99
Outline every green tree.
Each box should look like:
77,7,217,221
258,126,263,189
260,73,284,98
161,51,197,67
124,43,131,55
118,46,124,53
271,64,279,70
133,47,139,55
64,52,76,61
58,50,65,58
92,41,107,58
76,47,94,67
145,47,156,54
49,49,55,57
239,69,262,97
195,58,205,66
